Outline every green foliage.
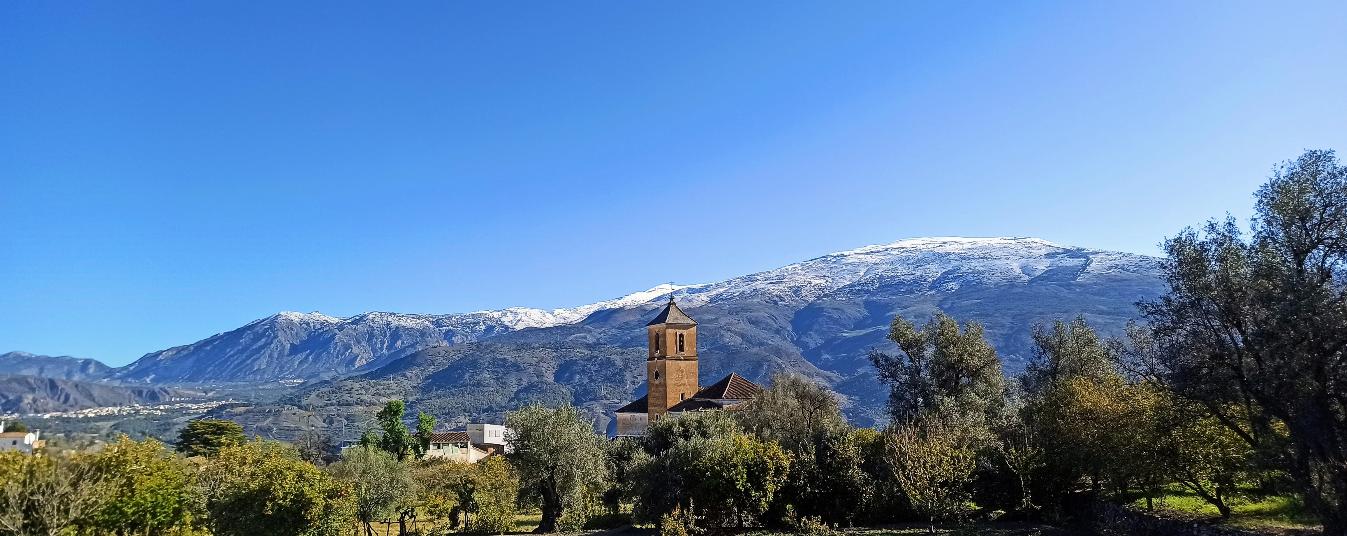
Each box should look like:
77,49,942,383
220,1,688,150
987,401,1045,514
0,451,106,536
367,400,437,463
411,458,473,525
658,504,699,536
1140,149,1347,532
1021,317,1117,397
643,407,740,454
737,373,850,451
199,439,354,536
175,418,245,457
374,400,415,462
870,313,1005,426
415,411,436,460
328,445,413,533
1,421,27,433
466,456,519,534
1156,399,1256,518
602,437,648,514
792,514,838,536
413,455,521,534
852,427,905,522
737,374,869,526
1018,318,1167,509
886,420,977,525
505,404,608,533
635,412,790,529
84,436,204,535
704,434,791,527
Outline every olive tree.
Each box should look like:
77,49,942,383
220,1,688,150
636,411,790,529
329,445,414,536
1140,149,1347,532
737,373,868,526
869,313,1005,427
506,404,607,532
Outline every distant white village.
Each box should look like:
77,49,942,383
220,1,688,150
1,400,232,421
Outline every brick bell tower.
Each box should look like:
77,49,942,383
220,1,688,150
646,296,699,421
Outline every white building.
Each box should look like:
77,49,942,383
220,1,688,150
0,422,43,454
424,431,492,463
467,423,512,453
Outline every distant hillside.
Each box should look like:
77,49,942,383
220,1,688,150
0,351,113,381
0,374,203,415
188,237,1166,437
113,286,680,384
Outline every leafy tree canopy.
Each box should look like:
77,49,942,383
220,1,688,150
506,404,607,532
1140,149,1347,532
175,418,245,458
199,439,354,536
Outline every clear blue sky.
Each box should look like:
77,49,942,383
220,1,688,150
3,2,1345,366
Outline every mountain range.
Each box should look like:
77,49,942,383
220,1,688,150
4,237,1168,435
0,351,115,381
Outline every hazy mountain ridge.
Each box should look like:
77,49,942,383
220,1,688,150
0,374,204,415
0,351,114,381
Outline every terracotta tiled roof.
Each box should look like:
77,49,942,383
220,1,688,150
429,431,470,443
691,372,761,400
615,395,648,413
646,299,696,326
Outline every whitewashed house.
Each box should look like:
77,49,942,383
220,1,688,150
467,423,512,454
0,422,43,454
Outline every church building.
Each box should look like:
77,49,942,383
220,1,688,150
614,297,762,437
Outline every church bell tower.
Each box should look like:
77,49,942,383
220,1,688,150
646,296,699,421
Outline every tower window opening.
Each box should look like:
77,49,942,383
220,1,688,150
677,333,685,353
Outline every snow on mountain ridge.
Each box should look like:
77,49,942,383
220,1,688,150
268,237,1155,331
111,236,1166,385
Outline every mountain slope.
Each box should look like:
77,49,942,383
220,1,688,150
113,285,689,384
179,236,1165,437
0,374,203,414
0,352,114,381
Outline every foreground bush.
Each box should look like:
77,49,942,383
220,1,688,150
0,451,105,536
636,411,790,529
200,439,354,536
329,445,413,536
413,455,520,534
84,436,205,535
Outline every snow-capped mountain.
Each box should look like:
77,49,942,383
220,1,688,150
112,237,1163,391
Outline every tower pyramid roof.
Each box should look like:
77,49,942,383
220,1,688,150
646,297,696,326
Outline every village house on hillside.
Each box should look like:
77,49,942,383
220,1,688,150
424,423,511,462
342,422,512,463
0,422,44,455
425,431,492,462
614,298,761,437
